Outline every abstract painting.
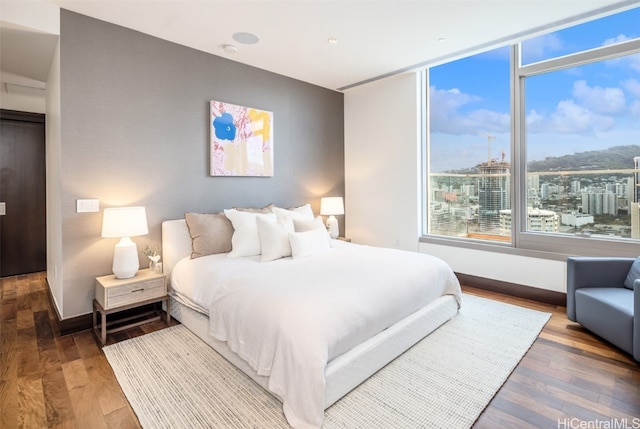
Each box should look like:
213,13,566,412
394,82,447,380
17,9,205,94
210,100,274,176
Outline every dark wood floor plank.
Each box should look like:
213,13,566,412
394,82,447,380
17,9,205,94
16,277,32,311
83,354,128,416
72,331,101,361
42,368,77,428
103,406,141,429
67,384,109,429
496,383,567,422
55,335,81,365
30,289,50,313
18,374,48,428
484,395,559,428
597,390,640,419
0,378,18,429
474,407,542,429
17,326,41,378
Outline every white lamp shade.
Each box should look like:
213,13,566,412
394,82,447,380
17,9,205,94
101,207,149,238
320,197,344,216
101,207,148,279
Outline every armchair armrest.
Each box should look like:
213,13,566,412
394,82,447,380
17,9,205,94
566,256,634,321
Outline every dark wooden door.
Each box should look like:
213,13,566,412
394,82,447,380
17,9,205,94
0,110,46,277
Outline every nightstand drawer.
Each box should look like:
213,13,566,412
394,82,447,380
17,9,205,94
95,269,167,310
107,278,165,308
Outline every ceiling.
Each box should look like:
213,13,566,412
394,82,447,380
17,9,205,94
1,0,637,93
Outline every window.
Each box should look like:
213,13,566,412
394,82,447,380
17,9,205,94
424,6,640,256
427,47,511,243
520,8,640,65
524,60,640,240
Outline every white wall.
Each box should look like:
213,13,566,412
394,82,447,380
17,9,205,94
0,0,60,34
0,86,46,113
344,71,568,293
0,0,58,114
344,72,421,251
46,40,63,315
419,242,566,292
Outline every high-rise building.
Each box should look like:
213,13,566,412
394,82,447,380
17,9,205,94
499,208,559,234
477,161,510,233
632,157,640,238
571,180,581,194
635,157,640,203
581,191,617,216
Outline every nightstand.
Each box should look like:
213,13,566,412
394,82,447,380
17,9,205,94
337,237,351,242
93,268,170,346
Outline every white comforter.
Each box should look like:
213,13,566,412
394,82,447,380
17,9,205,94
202,243,461,429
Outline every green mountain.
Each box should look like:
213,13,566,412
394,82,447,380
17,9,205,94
527,145,640,172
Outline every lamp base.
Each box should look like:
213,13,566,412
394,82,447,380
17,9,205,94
326,215,339,239
112,237,139,279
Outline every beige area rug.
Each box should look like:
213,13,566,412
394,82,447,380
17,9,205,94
103,294,550,428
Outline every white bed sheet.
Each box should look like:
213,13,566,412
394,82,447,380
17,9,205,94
170,239,354,314
172,242,461,428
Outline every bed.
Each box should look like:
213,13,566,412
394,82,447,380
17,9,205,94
162,217,461,428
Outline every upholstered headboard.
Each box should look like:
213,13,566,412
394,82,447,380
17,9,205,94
161,219,192,282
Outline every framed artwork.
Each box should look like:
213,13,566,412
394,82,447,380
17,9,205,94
210,100,274,176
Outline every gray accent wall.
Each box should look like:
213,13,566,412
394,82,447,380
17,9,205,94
57,10,344,318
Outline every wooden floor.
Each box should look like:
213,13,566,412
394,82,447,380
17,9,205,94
1,273,638,428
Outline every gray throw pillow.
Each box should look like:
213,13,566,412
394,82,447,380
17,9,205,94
185,212,234,258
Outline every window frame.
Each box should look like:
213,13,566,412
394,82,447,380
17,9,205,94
421,32,640,260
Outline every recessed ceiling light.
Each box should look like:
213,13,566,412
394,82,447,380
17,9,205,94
328,37,338,44
223,44,239,54
233,32,260,45
438,37,447,42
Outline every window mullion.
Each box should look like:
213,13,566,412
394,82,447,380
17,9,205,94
519,38,640,77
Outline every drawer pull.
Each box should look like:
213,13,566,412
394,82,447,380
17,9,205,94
131,288,145,293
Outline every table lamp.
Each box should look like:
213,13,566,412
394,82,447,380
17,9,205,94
101,206,149,279
320,197,344,239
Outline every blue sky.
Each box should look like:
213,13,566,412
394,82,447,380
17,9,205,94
429,6,640,172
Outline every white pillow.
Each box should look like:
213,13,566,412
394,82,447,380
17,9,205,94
257,216,294,262
293,215,325,232
289,228,331,259
224,209,276,257
271,203,314,222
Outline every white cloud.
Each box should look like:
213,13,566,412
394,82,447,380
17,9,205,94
550,100,614,134
521,33,563,63
526,109,544,127
429,86,508,135
526,100,614,134
622,79,640,97
606,52,640,72
630,54,640,72
602,34,631,46
602,34,640,72
630,100,640,118
431,80,624,138
572,80,626,114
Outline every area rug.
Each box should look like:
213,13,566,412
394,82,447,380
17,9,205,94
103,293,550,428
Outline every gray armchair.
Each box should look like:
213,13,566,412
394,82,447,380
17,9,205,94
566,257,639,361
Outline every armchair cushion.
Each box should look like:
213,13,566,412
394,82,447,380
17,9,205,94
623,257,640,290
575,288,633,355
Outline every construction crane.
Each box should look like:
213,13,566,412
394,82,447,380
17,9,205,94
486,134,496,164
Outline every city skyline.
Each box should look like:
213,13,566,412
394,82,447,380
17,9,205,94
429,7,640,173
